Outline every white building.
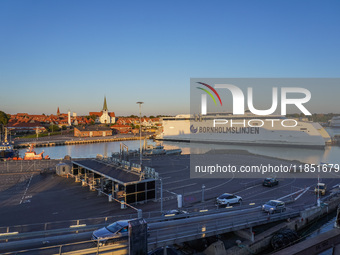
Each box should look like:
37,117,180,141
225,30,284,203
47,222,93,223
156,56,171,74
89,97,116,124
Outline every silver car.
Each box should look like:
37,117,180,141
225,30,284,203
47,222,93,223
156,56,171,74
92,220,129,245
262,200,286,214
216,193,242,206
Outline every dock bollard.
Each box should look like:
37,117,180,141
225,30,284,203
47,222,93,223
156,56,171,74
109,194,113,202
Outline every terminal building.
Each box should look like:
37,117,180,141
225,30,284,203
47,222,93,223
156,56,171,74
57,157,157,205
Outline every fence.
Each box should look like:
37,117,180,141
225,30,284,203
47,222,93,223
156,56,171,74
0,160,61,174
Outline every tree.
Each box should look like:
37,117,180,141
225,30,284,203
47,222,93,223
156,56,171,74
48,124,61,132
0,111,10,126
90,115,97,121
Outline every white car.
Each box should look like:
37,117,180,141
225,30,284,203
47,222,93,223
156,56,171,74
216,193,242,206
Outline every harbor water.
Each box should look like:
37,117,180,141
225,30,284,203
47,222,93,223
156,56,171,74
18,128,340,166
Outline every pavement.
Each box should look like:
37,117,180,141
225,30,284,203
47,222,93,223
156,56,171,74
0,153,337,229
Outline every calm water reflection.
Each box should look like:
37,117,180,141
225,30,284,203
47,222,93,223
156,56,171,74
17,127,340,165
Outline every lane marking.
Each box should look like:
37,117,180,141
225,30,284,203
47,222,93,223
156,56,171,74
294,186,311,201
168,183,197,191
277,188,305,201
19,174,33,205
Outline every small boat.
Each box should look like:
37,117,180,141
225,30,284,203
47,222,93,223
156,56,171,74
0,127,16,159
24,144,49,160
143,144,166,156
0,142,15,159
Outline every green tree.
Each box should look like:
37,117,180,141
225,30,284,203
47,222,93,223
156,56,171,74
0,111,10,126
90,115,97,121
48,124,61,132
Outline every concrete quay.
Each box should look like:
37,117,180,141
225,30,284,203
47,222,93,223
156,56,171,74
13,136,145,149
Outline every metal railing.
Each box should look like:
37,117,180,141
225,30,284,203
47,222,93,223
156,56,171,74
148,211,299,249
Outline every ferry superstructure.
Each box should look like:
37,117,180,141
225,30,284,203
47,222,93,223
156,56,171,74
157,113,331,148
330,116,340,127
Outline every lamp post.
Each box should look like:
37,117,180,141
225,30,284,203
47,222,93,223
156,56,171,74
136,102,144,167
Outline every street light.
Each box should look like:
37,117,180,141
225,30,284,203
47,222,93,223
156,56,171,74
136,102,144,167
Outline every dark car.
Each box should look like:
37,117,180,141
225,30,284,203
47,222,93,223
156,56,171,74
262,200,286,214
92,220,129,246
162,209,189,220
263,178,279,187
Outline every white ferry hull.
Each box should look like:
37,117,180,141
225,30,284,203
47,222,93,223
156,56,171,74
158,117,329,149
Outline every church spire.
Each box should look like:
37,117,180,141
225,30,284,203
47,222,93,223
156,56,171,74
102,96,108,111
57,107,60,116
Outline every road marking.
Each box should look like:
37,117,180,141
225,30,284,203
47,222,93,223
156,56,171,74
19,174,33,205
249,203,255,206
163,178,192,186
225,206,233,209
235,184,262,195
294,186,311,201
200,209,208,212
168,183,197,191
277,188,306,201
332,183,340,188
69,224,86,228
164,214,176,217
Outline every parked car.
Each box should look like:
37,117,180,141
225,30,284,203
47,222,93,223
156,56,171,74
263,178,279,187
162,209,189,220
262,200,286,214
314,183,327,196
92,220,129,245
216,193,242,206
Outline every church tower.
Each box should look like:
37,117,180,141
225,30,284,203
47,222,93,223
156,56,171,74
100,96,110,124
103,96,108,112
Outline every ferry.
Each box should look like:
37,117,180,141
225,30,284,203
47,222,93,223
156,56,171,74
330,116,340,127
156,113,331,148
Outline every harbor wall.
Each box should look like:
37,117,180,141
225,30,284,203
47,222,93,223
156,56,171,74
13,136,146,149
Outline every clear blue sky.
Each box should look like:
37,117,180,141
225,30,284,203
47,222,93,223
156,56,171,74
1,0,339,116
